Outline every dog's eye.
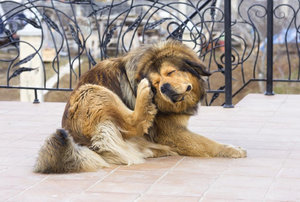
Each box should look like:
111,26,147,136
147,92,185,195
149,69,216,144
152,80,159,85
167,70,176,76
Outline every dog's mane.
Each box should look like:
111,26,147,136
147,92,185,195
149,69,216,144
124,41,199,81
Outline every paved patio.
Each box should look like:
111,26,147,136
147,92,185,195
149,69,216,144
0,94,300,201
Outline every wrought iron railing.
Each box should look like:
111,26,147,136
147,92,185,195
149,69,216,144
0,0,299,106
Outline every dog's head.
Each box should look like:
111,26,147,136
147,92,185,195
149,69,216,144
135,41,211,114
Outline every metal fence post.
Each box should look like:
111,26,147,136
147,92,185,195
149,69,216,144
223,0,234,108
265,0,274,95
33,89,40,104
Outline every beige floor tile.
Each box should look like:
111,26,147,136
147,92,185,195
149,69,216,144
283,158,300,168
0,189,24,201
246,149,290,158
146,181,208,196
118,156,183,171
289,151,300,159
157,170,217,185
265,189,300,201
173,157,232,175
0,175,44,190
87,181,152,194
277,168,300,178
101,170,164,184
72,192,139,202
212,175,273,189
203,186,268,200
0,94,300,201
201,198,263,202
222,165,280,177
137,194,200,202
9,191,81,202
265,178,300,201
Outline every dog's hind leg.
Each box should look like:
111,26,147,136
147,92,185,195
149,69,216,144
89,122,177,165
127,136,178,158
89,121,148,165
66,81,156,140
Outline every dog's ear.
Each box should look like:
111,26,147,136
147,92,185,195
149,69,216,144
184,59,211,77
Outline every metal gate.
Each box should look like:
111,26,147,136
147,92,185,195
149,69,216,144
0,0,299,105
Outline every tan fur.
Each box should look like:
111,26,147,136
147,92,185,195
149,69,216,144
34,40,246,173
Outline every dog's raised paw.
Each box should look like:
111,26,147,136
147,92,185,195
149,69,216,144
137,78,153,99
135,78,157,133
137,78,150,91
136,78,156,114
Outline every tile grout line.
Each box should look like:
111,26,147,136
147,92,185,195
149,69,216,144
261,96,292,202
198,160,235,202
133,156,186,202
83,166,121,193
262,148,293,202
69,167,121,202
198,96,291,202
197,95,284,201
268,94,289,124
255,98,282,137
6,175,50,202
262,94,292,199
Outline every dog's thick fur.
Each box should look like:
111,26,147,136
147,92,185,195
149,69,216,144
34,41,246,173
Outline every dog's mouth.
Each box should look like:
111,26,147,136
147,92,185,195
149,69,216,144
169,93,185,103
160,83,189,103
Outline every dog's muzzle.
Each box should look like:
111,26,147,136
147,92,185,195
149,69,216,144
160,83,190,103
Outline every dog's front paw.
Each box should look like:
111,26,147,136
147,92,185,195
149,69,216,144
136,78,157,115
137,78,153,100
217,144,247,158
135,78,157,133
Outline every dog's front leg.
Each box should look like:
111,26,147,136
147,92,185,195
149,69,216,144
154,115,246,158
128,78,157,135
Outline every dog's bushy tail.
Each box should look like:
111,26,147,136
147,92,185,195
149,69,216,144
34,129,109,173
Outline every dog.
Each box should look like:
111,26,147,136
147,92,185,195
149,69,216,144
34,40,246,173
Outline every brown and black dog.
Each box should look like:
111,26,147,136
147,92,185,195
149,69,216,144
34,40,246,173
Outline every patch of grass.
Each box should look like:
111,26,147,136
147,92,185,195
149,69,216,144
274,82,300,94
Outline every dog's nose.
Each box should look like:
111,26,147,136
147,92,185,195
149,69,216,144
186,85,192,92
160,83,171,94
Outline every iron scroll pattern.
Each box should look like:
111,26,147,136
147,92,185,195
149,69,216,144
0,0,225,105
0,0,299,105
230,0,300,98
